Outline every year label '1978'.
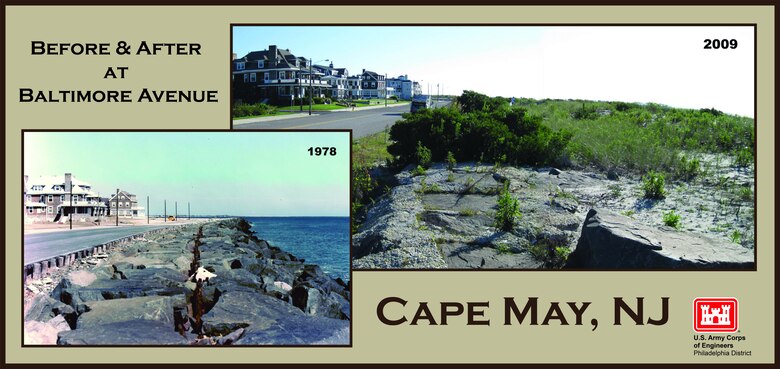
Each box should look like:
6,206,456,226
308,147,337,156
704,39,738,49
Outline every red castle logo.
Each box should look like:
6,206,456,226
693,297,738,333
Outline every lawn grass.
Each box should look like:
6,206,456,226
233,111,293,120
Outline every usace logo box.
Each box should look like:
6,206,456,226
693,298,738,333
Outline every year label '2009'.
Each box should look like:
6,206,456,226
704,39,738,49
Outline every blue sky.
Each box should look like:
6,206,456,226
24,132,350,217
234,26,755,117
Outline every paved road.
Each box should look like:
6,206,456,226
24,225,176,264
234,100,451,139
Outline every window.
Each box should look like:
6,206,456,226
372,82,376,88
250,73,256,82
26,195,30,202
125,202,130,207
31,185,44,191
243,74,249,82
119,202,123,207
47,206,53,214
236,62,245,70
264,72,269,82
53,185,62,191
257,60,264,68
27,208,33,214
47,195,53,202
60,195,64,202
279,71,286,79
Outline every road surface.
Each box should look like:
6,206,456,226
24,224,176,264
233,100,451,139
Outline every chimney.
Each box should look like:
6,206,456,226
268,45,277,67
362,69,365,74
329,61,334,68
64,173,72,201
231,53,237,61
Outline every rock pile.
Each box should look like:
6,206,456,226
24,218,350,345
353,162,755,270
566,209,754,269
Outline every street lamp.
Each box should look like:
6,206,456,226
308,58,329,116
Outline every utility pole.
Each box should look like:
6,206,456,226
188,202,191,220
175,201,178,221
115,189,119,227
385,73,388,107
164,200,167,222
69,181,73,230
309,58,313,116
147,196,150,224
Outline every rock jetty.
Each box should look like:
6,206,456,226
24,218,350,345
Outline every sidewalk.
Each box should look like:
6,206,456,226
233,113,314,125
232,102,410,126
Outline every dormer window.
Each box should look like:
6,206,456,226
236,62,245,70
258,60,264,68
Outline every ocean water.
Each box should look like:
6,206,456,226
246,217,350,282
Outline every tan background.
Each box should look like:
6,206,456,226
5,5,775,364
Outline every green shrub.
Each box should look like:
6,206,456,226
643,171,667,199
735,148,753,167
446,151,457,171
494,183,521,231
662,210,681,229
730,230,742,244
675,155,700,181
389,91,572,168
411,165,426,177
231,103,278,118
415,141,432,168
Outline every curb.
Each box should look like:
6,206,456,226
233,113,314,125
23,222,197,283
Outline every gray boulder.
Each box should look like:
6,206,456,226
57,320,189,345
565,208,755,269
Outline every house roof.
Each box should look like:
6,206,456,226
25,175,98,196
108,190,137,202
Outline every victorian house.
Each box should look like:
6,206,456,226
23,173,108,223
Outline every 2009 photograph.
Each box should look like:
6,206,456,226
22,131,351,346
232,26,755,271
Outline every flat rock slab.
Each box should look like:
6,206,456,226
566,208,755,269
440,242,543,269
76,295,181,329
57,320,189,345
203,291,348,345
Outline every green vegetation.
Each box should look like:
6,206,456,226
662,210,682,229
675,154,701,181
608,184,622,198
528,242,571,269
514,98,754,178
389,91,572,167
351,130,393,234
446,151,457,171
416,141,433,168
353,130,393,168
459,208,477,216
411,165,427,177
232,103,281,118
642,171,667,199
730,230,742,244
496,243,513,254
494,183,521,231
